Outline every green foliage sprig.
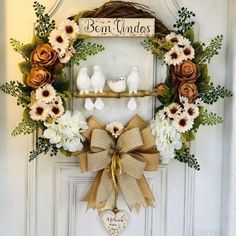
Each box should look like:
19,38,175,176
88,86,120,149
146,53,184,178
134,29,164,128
33,1,55,38
141,38,173,60
175,149,200,171
12,117,37,136
70,40,105,65
0,81,31,107
202,110,223,126
173,7,196,34
195,35,223,64
10,38,28,60
200,83,233,104
29,137,59,161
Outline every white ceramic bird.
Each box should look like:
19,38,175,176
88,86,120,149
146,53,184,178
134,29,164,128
84,98,94,111
127,97,137,111
94,98,104,110
106,77,126,93
76,66,91,94
127,66,140,94
91,65,106,93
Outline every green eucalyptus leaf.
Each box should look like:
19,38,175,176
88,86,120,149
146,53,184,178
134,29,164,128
62,91,72,99
183,131,195,142
60,148,72,157
18,61,32,74
197,64,208,83
52,78,70,92
31,35,45,47
192,42,204,54
165,75,172,88
183,28,195,43
197,82,212,93
21,43,35,59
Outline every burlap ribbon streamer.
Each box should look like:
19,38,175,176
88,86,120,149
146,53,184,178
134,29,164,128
74,115,160,211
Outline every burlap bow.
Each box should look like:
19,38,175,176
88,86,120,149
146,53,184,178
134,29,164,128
74,115,160,211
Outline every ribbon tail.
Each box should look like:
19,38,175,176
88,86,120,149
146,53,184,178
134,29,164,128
118,174,146,211
137,175,155,207
96,170,113,209
82,170,103,210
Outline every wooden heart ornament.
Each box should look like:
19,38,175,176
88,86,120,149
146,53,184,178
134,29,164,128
101,209,129,236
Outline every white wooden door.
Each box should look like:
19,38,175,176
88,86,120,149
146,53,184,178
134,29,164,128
1,0,236,236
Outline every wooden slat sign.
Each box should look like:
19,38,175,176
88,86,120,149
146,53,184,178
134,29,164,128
78,18,155,37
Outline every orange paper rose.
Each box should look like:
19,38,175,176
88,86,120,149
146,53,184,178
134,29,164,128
31,44,58,67
172,60,200,83
26,67,54,89
179,82,199,102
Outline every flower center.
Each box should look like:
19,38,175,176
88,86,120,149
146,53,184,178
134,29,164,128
171,37,178,43
171,52,178,59
42,90,50,97
113,127,119,133
188,108,194,116
52,107,60,115
179,119,187,127
65,25,74,34
36,107,44,115
56,36,63,43
184,48,191,55
170,107,178,114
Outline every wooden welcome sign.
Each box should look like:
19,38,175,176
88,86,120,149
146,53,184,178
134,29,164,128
78,18,155,37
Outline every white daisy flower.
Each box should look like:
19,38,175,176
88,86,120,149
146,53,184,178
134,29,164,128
184,103,199,120
164,45,185,66
59,50,72,64
58,19,79,39
179,37,191,46
164,103,181,119
182,45,195,60
35,84,57,103
179,96,189,105
49,102,64,118
29,102,49,121
165,32,184,44
55,47,67,58
173,113,194,133
106,122,124,138
49,28,69,51
195,98,203,106
68,45,76,54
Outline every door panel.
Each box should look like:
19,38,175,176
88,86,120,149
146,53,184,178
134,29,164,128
0,0,231,236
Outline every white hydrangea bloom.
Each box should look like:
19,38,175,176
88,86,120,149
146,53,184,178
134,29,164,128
43,111,88,152
150,111,182,164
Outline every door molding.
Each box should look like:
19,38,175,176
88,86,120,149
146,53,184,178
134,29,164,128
221,0,236,235
26,1,197,236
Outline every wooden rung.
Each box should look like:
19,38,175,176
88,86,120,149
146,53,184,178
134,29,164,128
71,90,159,98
